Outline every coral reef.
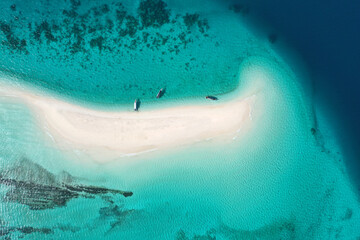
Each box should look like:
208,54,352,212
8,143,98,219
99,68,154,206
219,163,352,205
0,159,132,210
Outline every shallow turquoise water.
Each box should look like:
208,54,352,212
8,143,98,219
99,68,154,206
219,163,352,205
1,0,360,239
0,0,258,107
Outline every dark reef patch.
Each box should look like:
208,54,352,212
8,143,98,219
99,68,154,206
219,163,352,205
342,208,353,220
90,36,105,51
116,8,127,25
229,4,250,15
311,108,334,154
0,22,11,35
197,18,210,34
1,177,79,210
0,0,211,68
229,4,244,13
268,33,277,44
10,4,16,11
138,0,170,28
0,0,214,104
101,4,110,14
98,204,135,233
33,21,57,43
175,219,297,239
0,159,133,210
70,0,81,8
0,219,93,238
0,21,27,52
0,220,53,238
183,13,199,30
124,15,139,37
16,226,52,235
311,127,317,135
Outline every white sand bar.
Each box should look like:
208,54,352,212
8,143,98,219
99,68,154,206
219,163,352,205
0,81,259,161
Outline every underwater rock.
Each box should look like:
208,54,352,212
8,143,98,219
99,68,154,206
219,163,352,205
311,127,317,135
175,219,296,239
63,184,133,197
138,0,170,28
268,33,278,44
33,21,57,43
175,230,189,240
197,19,209,34
17,226,53,235
124,16,139,37
228,4,244,13
183,13,200,30
182,13,209,34
100,4,110,14
0,219,53,238
98,204,136,233
0,159,133,210
1,177,79,210
56,224,81,233
1,159,57,186
90,36,104,51
228,4,249,15
10,4,16,11
70,0,81,8
343,208,353,220
0,21,26,52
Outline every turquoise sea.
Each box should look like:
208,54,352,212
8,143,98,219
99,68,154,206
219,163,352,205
1,0,359,239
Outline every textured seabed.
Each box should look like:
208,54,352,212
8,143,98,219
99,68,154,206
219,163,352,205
0,0,360,239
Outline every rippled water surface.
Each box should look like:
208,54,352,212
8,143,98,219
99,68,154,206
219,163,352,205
0,0,359,239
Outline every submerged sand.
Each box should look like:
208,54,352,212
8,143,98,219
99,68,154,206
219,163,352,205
0,79,261,162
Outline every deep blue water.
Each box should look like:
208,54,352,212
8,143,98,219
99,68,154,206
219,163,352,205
231,0,360,192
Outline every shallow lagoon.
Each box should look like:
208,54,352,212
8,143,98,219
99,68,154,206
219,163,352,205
0,0,359,239
1,0,257,106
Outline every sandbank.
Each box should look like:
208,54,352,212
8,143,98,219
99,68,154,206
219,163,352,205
0,79,261,162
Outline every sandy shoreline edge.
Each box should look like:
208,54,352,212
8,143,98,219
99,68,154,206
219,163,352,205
0,77,261,162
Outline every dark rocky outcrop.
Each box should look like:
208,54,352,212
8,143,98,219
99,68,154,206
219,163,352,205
138,0,170,28
1,177,79,210
0,159,133,210
268,33,278,44
0,218,53,238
